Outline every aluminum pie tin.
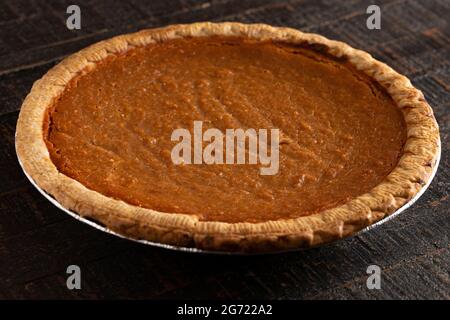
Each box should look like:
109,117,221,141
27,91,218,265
16,138,441,255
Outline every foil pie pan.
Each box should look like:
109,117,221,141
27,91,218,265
16,137,441,255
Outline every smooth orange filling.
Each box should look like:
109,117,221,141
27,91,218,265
44,37,406,223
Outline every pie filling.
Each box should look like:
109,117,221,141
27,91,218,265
44,37,407,223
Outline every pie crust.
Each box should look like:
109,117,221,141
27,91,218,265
16,22,440,252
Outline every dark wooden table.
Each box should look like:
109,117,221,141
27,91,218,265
0,0,448,300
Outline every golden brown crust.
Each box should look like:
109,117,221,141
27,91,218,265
16,22,440,253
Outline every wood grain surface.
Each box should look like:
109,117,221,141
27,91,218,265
0,0,448,300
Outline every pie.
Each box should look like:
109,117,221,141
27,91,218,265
16,22,440,253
